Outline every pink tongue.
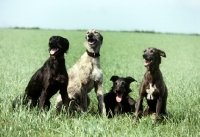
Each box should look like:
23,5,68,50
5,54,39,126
50,49,57,55
144,60,151,66
116,95,122,102
88,41,94,44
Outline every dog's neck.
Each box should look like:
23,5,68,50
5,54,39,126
146,64,160,72
86,50,100,58
145,69,161,84
50,55,64,60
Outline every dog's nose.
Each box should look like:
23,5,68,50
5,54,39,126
116,89,122,94
88,33,93,38
116,90,120,93
143,54,147,58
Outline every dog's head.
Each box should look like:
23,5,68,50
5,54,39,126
49,36,69,58
143,47,166,70
85,29,103,48
110,76,136,103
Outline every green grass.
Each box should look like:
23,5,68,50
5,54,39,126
0,29,200,137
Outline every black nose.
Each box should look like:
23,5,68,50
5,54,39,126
143,54,147,58
116,90,121,94
88,33,93,38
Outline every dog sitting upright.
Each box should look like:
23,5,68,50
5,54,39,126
134,47,168,123
104,76,137,118
55,30,105,115
12,36,69,110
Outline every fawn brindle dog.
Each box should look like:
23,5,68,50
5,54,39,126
55,30,105,115
134,47,168,123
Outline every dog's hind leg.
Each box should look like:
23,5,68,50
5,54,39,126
23,94,38,108
127,96,136,112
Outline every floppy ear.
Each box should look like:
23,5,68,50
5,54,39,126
125,77,137,84
110,76,119,82
159,50,166,58
63,38,69,53
100,34,103,43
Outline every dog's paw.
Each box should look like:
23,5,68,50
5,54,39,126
151,113,162,124
132,115,139,124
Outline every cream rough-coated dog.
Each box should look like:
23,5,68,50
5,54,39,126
55,29,105,115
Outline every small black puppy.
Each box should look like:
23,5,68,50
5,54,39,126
104,76,137,118
13,36,69,110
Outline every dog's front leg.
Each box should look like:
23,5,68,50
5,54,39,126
134,96,144,120
60,85,69,110
81,86,88,112
155,97,162,121
38,90,47,109
94,81,106,116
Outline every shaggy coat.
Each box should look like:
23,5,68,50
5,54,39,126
13,36,69,110
55,30,105,115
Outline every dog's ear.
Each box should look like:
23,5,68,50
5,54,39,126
59,37,69,53
110,76,119,82
125,77,137,84
63,38,69,53
100,34,103,43
159,50,166,58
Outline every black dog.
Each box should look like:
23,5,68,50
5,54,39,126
134,47,168,123
13,36,69,110
104,76,137,118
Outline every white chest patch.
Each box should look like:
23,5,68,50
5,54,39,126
146,84,155,100
91,66,103,82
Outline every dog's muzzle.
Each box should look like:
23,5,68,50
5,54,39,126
87,33,97,45
143,54,153,67
50,47,59,55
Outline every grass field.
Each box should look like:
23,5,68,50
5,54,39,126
0,28,200,137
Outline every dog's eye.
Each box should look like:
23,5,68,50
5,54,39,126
87,31,90,34
121,82,125,86
143,50,146,53
94,30,98,33
150,50,154,53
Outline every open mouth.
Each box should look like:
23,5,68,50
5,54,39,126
50,48,59,55
116,93,123,103
87,38,97,45
144,59,152,67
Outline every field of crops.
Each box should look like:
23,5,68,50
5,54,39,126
0,29,200,136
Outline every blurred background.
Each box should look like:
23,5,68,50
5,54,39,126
0,0,200,34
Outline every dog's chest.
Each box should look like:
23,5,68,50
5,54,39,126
146,84,157,100
91,66,103,82
114,103,122,113
77,57,103,86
